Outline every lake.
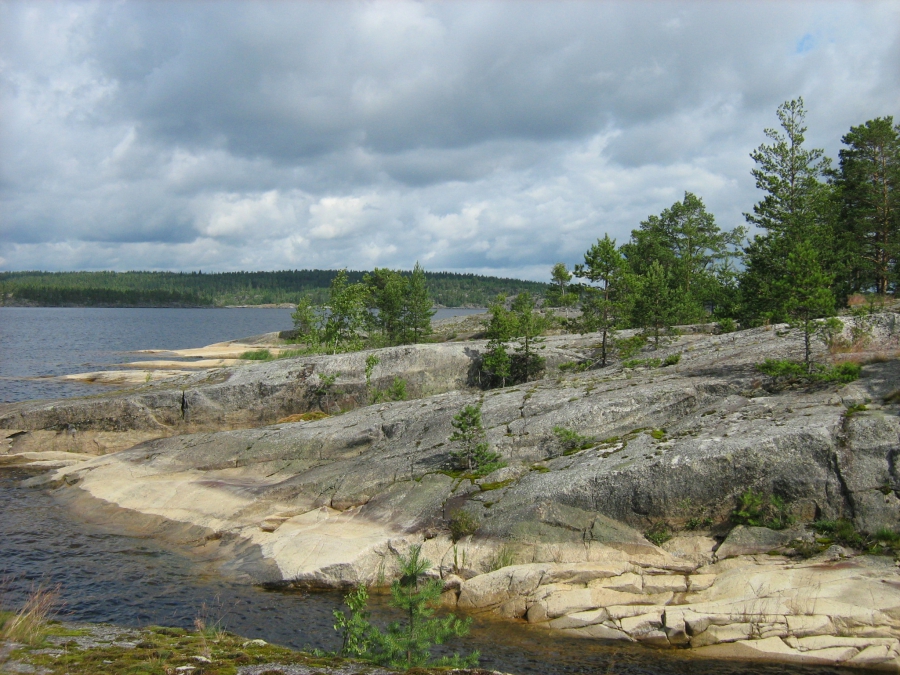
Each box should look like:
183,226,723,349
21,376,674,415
0,307,484,403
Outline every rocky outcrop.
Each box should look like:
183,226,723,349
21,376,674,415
453,554,900,670
0,340,583,434
6,314,900,669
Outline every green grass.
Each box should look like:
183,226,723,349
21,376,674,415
7,623,361,675
239,349,273,361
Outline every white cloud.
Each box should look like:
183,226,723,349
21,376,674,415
1,0,898,280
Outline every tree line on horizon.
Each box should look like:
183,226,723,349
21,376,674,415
0,268,548,309
544,99,899,366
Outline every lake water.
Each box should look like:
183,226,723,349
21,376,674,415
0,307,485,403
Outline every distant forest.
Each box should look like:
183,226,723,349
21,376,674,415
0,269,549,308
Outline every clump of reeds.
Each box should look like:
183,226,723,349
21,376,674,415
0,585,59,646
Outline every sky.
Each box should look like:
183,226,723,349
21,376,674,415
1,1,898,281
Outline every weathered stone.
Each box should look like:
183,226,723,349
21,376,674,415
642,574,687,594
619,610,663,636
590,572,642,594
691,623,753,647
548,609,607,630
715,526,800,558
687,573,716,592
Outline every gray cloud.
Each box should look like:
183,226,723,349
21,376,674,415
1,0,899,279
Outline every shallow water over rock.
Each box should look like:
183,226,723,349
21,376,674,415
0,469,846,675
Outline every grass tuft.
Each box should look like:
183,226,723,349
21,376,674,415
1,585,59,646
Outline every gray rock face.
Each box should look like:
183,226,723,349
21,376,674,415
0,340,584,434
34,318,900,581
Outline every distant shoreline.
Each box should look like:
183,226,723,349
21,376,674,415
0,302,487,310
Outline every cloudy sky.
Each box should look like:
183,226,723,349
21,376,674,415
1,1,898,280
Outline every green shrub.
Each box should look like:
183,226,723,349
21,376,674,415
487,545,516,572
372,377,408,403
756,358,806,381
732,489,793,530
817,362,862,383
615,334,647,360
448,511,480,542
332,545,477,669
622,357,662,369
239,349,273,360
756,359,862,386
559,361,589,373
663,353,681,366
812,518,865,548
644,522,672,546
552,426,593,455
717,318,737,333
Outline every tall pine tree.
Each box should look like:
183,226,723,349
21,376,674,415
837,117,900,295
574,234,625,366
740,98,835,324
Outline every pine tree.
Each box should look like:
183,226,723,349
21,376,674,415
510,292,549,382
838,117,900,295
290,296,322,346
364,268,406,345
632,261,676,347
449,404,502,475
322,270,369,353
622,192,743,323
402,262,435,343
574,234,625,366
547,262,576,317
782,239,835,371
332,546,477,669
741,98,835,323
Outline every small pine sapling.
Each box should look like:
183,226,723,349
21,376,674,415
449,404,503,476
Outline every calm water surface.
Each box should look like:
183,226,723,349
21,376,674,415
0,469,844,675
0,307,485,403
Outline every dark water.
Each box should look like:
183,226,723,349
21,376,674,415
0,469,846,675
0,307,485,403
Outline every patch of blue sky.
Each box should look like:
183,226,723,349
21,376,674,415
796,33,816,54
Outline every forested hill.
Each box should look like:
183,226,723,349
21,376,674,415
0,270,548,308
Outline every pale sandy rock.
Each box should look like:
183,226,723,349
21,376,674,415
801,646,861,664
58,369,193,384
637,629,671,646
785,614,836,637
618,610,663,636
692,636,802,661
590,572,642,593
560,623,633,641
796,636,899,651
661,534,717,565
525,601,548,623
691,623,754,647
548,608,607,630
122,359,240,369
641,574,687,594
715,525,801,558
605,602,671,621
848,644,894,667
687,573,716,592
